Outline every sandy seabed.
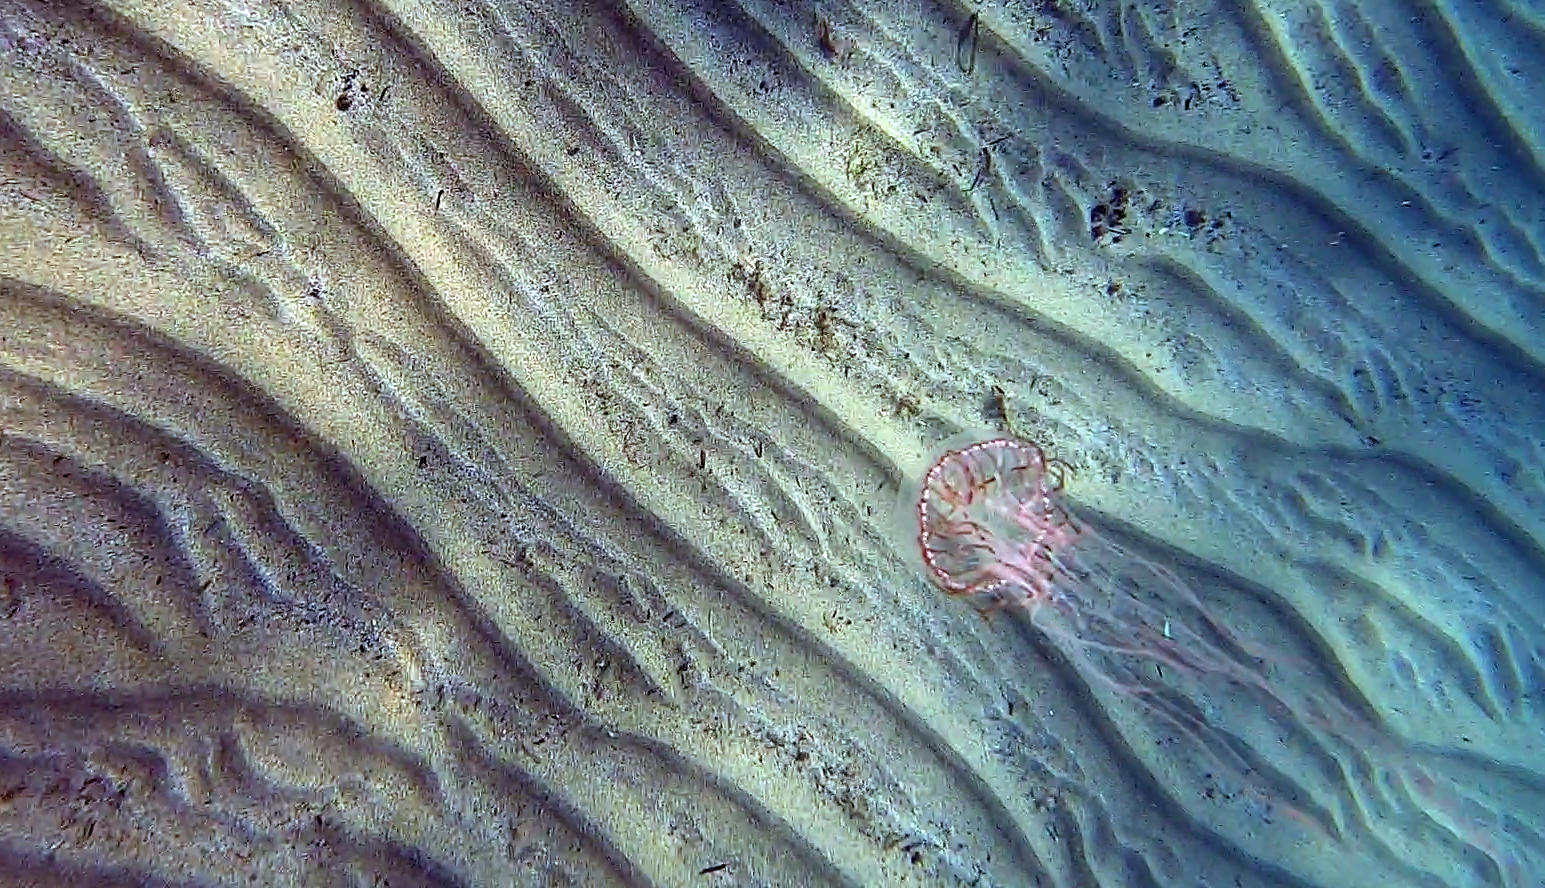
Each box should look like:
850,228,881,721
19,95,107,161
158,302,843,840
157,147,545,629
0,1,1542,885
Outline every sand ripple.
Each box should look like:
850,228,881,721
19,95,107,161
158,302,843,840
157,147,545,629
0,0,1541,884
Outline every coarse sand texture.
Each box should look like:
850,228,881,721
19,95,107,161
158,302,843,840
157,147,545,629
0,1,1541,886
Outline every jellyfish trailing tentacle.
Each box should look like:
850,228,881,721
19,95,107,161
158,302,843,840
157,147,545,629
911,436,1531,885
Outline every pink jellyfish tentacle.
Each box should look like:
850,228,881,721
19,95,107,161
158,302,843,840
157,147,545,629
915,438,1323,804
911,435,1537,879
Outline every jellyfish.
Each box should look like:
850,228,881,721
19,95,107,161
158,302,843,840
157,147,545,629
910,436,1531,886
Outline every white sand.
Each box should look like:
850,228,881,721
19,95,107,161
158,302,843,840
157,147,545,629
0,0,1540,884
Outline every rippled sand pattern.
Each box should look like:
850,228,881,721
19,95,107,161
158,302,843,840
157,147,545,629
1,0,1543,885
